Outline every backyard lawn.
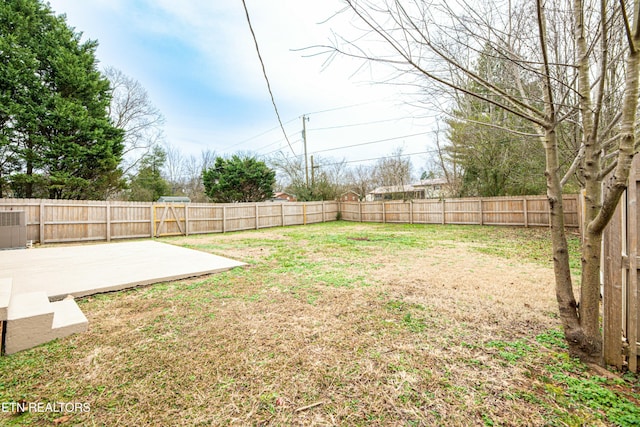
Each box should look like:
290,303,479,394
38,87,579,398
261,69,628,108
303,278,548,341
1,222,639,426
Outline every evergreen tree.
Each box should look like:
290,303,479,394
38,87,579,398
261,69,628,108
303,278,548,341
0,0,124,199
445,44,546,197
128,145,171,201
203,155,275,203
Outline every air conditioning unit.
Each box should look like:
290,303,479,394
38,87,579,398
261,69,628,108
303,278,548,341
0,211,27,249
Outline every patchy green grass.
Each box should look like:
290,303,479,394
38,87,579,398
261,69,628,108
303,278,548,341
1,221,635,426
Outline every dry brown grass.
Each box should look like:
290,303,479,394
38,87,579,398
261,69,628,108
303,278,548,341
1,222,637,426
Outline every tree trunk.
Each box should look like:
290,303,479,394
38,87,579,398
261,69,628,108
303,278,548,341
579,226,604,363
25,138,34,198
542,127,589,359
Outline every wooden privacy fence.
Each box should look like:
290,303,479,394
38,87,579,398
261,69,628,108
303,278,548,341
0,199,339,244
0,194,580,245
603,156,640,373
340,195,581,228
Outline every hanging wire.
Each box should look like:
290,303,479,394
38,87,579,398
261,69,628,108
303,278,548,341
240,0,296,157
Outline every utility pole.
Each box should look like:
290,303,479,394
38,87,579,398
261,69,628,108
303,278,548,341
302,115,310,188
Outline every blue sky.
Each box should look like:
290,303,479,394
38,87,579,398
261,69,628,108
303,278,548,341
47,0,439,173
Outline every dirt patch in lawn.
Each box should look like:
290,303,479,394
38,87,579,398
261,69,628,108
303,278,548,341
1,223,635,427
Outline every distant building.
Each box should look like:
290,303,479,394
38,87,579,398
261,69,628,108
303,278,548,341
157,196,191,203
340,191,361,202
271,192,297,202
368,184,422,201
368,179,450,201
413,178,450,199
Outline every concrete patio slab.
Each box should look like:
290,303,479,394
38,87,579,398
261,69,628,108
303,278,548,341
0,240,245,300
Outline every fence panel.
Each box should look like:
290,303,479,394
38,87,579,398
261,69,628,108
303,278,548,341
305,202,325,224
283,204,304,226
603,155,640,373
187,204,223,234
444,199,481,225
42,202,107,243
382,202,411,223
110,203,153,240
224,204,257,232
340,202,361,221
258,203,283,229
412,200,443,224
323,202,339,222
360,203,384,222
604,198,625,369
481,198,520,226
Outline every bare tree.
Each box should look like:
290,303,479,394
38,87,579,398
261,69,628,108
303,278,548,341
269,152,306,194
181,149,217,202
372,147,414,198
105,67,165,174
347,164,375,200
163,143,186,195
323,0,640,364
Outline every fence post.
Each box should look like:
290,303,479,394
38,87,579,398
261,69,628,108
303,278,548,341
222,206,226,233
410,200,414,224
150,204,155,238
382,202,386,223
524,198,529,228
281,203,285,227
185,205,190,236
303,203,307,225
322,201,326,222
479,199,484,226
441,199,446,225
106,202,111,242
359,202,363,222
255,203,260,230
39,202,45,244
578,191,584,239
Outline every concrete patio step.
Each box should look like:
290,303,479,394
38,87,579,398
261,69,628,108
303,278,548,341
0,277,11,321
50,298,88,339
4,292,88,355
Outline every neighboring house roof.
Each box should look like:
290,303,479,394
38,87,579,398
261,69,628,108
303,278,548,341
369,185,419,195
414,178,449,188
274,192,296,198
157,196,191,203
368,180,450,197
341,190,361,196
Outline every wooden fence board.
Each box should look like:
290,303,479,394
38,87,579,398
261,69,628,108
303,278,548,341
603,155,640,372
604,198,625,369
630,167,639,372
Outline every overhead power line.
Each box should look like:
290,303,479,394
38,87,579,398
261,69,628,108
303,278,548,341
260,139,303,158
220,116,298,152
310,131,429,155
240,0,296,157
318,150,439,167
219,100,408,153
302,99,391,116
308,116,414,132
